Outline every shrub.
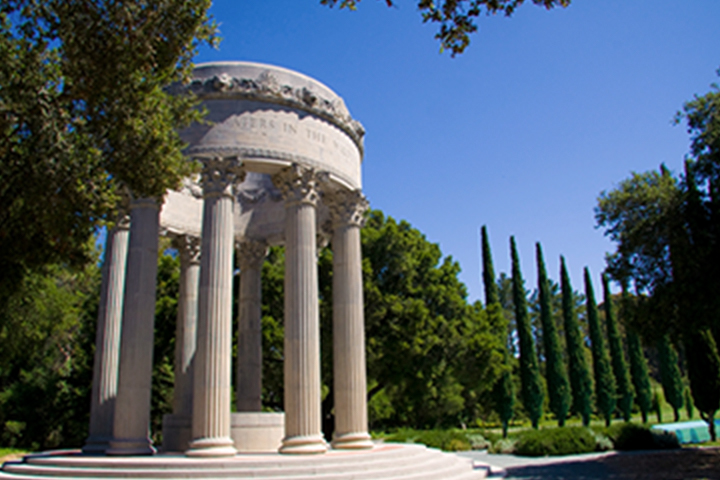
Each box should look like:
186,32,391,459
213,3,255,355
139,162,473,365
466,433,490,450
384,429,471,451
613,423,680,451
513,427,598,456
489,437,517,454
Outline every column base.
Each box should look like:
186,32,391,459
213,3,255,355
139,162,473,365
161,414,191,453
185,437,237,457
331,431,374,450
279,434,328,454
106,437,156,456
82,435,112,455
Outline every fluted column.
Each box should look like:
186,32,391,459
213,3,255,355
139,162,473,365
273,164,327,454
186,157,244,457
327,189,373,449
84,214,130,454
172,235,201,417
107,197,161,456
236,240,268,412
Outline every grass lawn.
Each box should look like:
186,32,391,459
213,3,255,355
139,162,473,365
0,448,27,463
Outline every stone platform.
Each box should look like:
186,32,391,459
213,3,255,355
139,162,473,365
0,444,486,480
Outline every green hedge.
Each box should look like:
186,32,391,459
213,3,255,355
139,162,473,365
612,423,680,451
383,428,488,451
513,427,601,457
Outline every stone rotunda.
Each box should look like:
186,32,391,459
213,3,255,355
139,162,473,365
0,62,485,479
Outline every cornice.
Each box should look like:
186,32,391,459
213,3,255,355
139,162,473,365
170,71,365,153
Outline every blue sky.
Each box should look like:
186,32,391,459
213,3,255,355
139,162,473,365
194,0,720,303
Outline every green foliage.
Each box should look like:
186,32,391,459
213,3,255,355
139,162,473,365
0,0,216,306
652,389,663,423
612,423,680,451
624,300,653,424
150,249,180,443
536,243,570,427
584,268,616,426
684,329,720,441
383,428,473,451
482,226,515,437
560,257,592,426
685,386,695,419
657,334,684,422
513,427,601,457
321,0,570,56
362,211,503,429
597,74,720,438
510,237,544,429
602,274,634,422
0,261,99,449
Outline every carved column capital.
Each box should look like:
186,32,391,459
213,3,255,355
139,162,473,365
199,157,246,199
326,189,368,228
172,235,201,266
271,164,321,207
236,240,268,271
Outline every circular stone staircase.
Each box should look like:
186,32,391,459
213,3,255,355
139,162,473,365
0,444,486,480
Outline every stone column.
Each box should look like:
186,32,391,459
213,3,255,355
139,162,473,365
272,164,327,454
236,240,268,412
327,190,373,449
83,214,130,454
107,197,161,456
172,235,201,416
186,157,244,457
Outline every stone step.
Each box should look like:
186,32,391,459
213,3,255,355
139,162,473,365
0,444,486,480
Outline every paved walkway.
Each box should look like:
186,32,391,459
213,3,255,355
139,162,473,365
456,450,617,479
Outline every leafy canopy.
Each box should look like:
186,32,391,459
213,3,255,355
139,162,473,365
0,0,216,305
321,0,570,56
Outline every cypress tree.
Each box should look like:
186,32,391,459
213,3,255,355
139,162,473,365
510,237,544,428
536,243,570,426
584,268,616,426
684,329,720,441
657,334,684,422
560,257,592,426
623,290,653,423
482,226,515,437
602,274,634,421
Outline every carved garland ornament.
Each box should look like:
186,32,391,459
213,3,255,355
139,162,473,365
171,71,365,151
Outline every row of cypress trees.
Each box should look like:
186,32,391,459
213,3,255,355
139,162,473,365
481,226,684,431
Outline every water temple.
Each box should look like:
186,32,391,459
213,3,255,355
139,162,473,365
0,62,484,480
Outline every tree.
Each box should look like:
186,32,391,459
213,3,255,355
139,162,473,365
0,0,216,307
481,226,515,437
685,329,720,441
510,236,544,428
322,0,570,56
0,261,99,449
584,268,616,426
597,73,720,437
657,334,684,422
624,291,653,423
536,243,570,426
560,256,592,426
602,273,634,421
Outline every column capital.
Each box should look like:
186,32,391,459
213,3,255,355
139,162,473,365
272,164,322,207
200,157,246,199
326,189,368,229
237,239,268,271
172,234,202,266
